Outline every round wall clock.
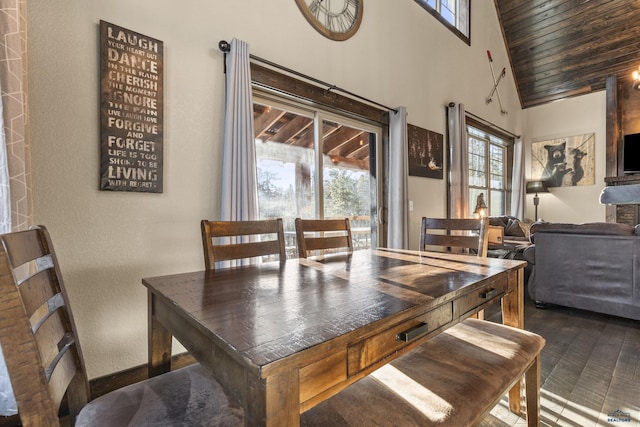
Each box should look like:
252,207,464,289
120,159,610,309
295,0,363,41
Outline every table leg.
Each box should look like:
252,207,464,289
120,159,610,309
502,268,525,414
247,369,301,427
501,268,524,328
147,289,172,377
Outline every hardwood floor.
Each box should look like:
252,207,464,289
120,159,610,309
482,297,640,426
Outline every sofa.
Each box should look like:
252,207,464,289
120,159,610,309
488,215,531,244
523,221,640,321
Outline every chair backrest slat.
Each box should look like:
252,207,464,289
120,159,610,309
295,218,353,258
201,219,286,270
1,230,47,268
210,240,284,263
0,226,89,426
48,342,80,410
420,217,489,257
20,270,57,320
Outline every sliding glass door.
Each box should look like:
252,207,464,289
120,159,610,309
253,94,381,257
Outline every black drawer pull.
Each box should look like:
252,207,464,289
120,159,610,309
396,322,429,342
480,288,498,299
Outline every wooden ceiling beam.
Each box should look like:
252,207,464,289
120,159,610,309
269,115,313,145
254,107,287,140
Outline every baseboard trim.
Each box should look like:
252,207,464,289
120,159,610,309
90,352,197,399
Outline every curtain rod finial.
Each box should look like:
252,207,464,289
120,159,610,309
219,40,230,52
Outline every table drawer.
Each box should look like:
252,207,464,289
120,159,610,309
453,280,508,318
347,303,452,376
300,349,347,405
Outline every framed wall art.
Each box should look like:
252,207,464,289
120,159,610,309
408,124,444,179
531,133,595,187
99,20,164,193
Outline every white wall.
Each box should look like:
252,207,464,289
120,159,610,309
27,0,522,378
522,91,607,224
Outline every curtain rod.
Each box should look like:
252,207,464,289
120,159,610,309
463,108,520,139
219,40,397,114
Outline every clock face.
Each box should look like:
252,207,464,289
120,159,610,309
295,0,363,41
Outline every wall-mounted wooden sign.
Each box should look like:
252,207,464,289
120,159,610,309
99,20,163,193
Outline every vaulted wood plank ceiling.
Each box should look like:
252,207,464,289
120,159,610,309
495,0,640,108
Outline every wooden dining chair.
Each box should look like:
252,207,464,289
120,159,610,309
0,226,244,426
295,218,353,258
420,217,489,256
422,217,490,320
201,218,286,270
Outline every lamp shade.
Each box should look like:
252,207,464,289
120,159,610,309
526,180,549,194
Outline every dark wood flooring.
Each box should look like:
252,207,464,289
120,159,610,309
481,297,640,426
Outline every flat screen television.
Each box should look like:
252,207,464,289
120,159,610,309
624,133,640,174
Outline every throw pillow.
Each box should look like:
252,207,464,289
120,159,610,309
505,218,526,237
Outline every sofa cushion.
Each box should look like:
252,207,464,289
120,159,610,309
489,216,529,238
505,218,526,237
529,221,636,243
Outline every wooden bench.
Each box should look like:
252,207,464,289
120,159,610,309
301,317,545,426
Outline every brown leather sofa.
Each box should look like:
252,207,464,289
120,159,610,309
523,221,640,320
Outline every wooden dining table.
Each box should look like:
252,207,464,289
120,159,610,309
143,248,526,427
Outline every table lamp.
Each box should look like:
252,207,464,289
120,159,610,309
526,180,549,220
473,193,488,218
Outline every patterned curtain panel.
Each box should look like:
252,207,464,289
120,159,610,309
0,0,32,232
0,80,9,232
0,0,31,416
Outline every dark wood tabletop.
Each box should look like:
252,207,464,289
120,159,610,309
143,248,525,426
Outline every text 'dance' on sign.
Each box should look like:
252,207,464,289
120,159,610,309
99,20,163,193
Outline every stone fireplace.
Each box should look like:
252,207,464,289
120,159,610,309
604,75,640,226
602,176,640,226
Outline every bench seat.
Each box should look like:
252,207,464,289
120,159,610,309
301,318,545,427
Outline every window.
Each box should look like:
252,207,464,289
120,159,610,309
253,94,381,257
414,0,470,44
467,125,509,218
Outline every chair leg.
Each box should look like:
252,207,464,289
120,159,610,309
469,309,485,320
508,380,522,415
524,354,541,427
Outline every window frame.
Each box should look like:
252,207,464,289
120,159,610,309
249,62,390,246
414,0,471,45
465,116,514,217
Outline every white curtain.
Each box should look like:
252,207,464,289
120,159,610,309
220,38,257,222
447,103,469,219
510,136,525,219
219,39,257,267
387,107,408,249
